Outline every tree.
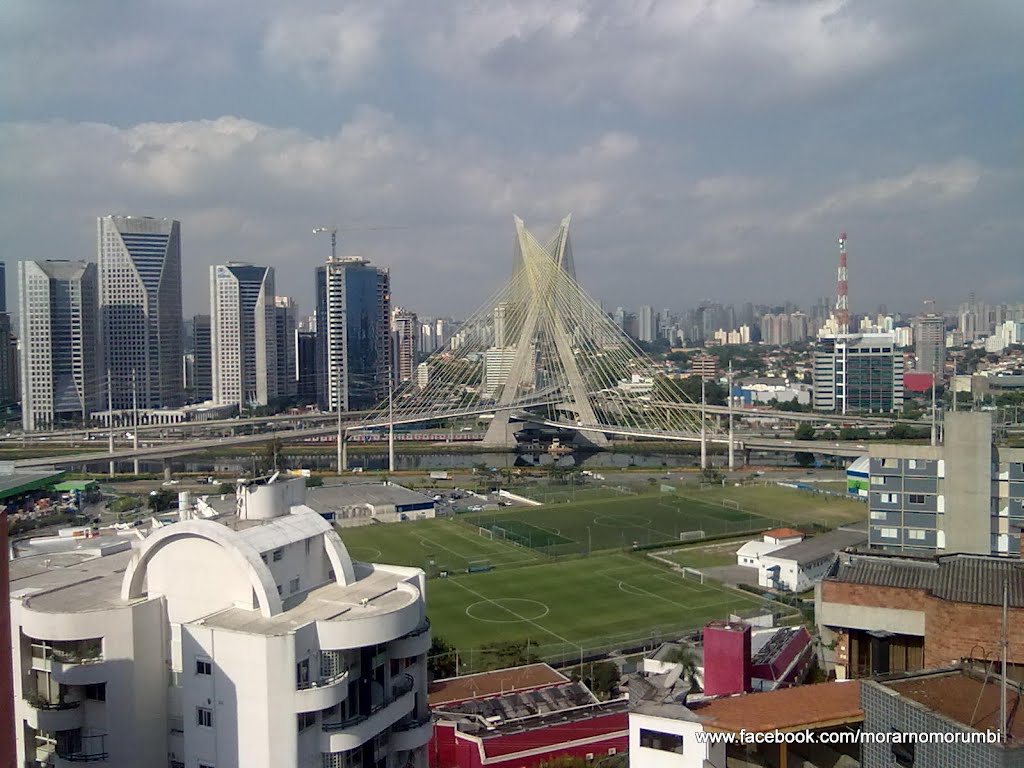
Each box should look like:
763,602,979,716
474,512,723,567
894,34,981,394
587,661,621,699
662,643,700,687
701,467,724,485
794,423,816,440
428,635,457,679
305,475,324,487
819,429,837,441
148,490,175,513
795,451,816,468
478,640,540,671
216,482,235,495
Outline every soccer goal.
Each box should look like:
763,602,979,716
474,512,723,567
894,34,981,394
478,526,493,540
723,499,741,510
681,566,705,585
679,530,706,542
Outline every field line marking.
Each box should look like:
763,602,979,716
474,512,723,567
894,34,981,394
601,574,696,610
446,578,576,647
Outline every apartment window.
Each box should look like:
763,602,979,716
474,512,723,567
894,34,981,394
608,748,617,756
882,458,898,468
908,494,926,504
272,548,283,562
84,683,106,701
290,577,300,594
870,511,887,520
298,711,316,732
639,728,684,753
908,529,927,541
871,476,884,486
197,707,213,728
297,658,310,687
880,528,899,539
196,658,212,676
907,459,918,469
881,493,899,504
199,763,215,768
891,731,915,767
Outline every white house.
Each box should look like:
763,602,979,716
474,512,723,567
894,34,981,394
757,526,868,592
735,528,804,567
10,475,432,768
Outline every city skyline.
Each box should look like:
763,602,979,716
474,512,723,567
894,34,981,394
1,3,1021,317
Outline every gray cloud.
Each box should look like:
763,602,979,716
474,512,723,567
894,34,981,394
0,0,1021,319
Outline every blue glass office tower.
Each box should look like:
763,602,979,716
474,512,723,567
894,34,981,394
315,257,391,412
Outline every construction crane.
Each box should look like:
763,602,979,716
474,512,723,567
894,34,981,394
312,226,338,260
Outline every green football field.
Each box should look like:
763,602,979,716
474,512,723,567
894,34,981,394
337,518,543,575
425,553,762,670
462,491,773,554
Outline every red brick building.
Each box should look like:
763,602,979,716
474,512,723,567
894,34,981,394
816,552,1024,679
429,664,628,768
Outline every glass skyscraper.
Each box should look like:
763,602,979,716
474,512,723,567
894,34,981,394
315,257,391,412
97,215,184,409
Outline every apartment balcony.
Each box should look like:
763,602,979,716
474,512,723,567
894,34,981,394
23,697,83,732
296,668,351,713
389,619,431,659
390,715,433,752
321,675,416,752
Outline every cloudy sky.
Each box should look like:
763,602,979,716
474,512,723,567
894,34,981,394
1,1,1021,320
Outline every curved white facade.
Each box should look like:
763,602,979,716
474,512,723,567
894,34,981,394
10,477,429,768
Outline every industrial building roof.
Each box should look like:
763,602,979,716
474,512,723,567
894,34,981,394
829,553,1024,607
0,466,64,501
306,482,435,510
880,668,1024,744
692,681,863,733
765,527,868,566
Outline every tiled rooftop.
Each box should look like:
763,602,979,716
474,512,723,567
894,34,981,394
429,663,568,707
830,553,1024,607
883,669,1024,743
691,681,863,733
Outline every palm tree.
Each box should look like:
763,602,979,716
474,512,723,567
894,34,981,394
663,643,700,687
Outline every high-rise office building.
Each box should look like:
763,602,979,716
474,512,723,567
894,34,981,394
813,333,904,414
434,318,450,350
315,257,391,412
189,315,212,402
211,264,277,409
18,260,99,431
914,313,945,377
274,297,297,401
295,330,317,403
0,261,16,408
391,307,417,384
8,476,431,768
97,215,184,409
638,305,655,343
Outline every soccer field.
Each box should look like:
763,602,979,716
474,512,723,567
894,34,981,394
336,518,541,576
463,492,773,555
426,553,762,670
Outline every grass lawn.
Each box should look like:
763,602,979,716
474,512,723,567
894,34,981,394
336,518,542,576
661,539,746,569
463,492,772,554
682,484,866,527
426,552,761,670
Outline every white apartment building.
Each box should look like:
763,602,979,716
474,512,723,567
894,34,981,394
18,260,100,431
11,476,431,768
211,264,278,408
97,215,184,409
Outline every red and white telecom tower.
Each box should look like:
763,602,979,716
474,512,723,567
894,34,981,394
835,232,849,335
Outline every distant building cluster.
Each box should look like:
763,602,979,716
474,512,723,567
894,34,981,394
14,215,438,431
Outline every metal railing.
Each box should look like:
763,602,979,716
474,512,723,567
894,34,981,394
297,666,350,691
25,695,81,711
401,618,430,640
322,674,415,733
392,714,432,732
